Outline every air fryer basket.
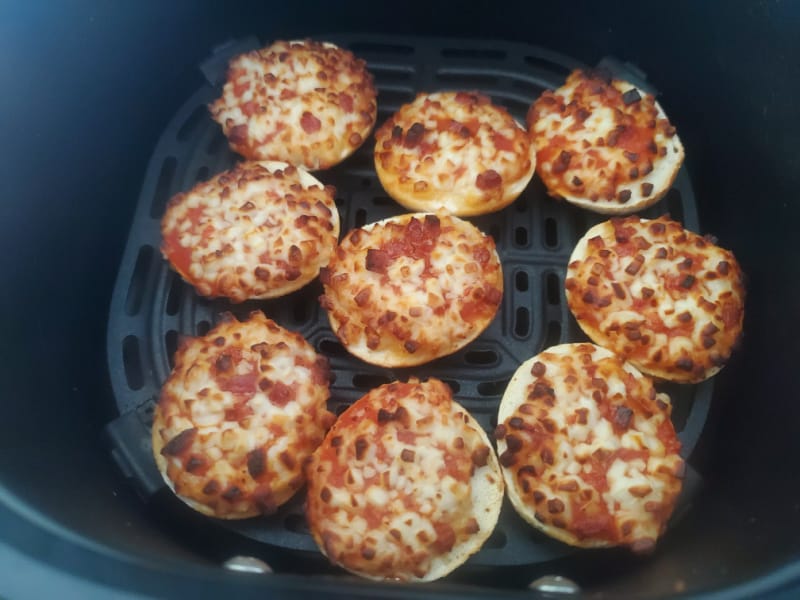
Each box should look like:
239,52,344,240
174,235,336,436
107,34,709,576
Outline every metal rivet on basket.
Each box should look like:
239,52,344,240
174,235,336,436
223,556,273,574
528,575,580,594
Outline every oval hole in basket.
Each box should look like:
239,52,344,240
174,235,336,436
523,54,573,76
164,330,179,369
515,307,531,337
484,528,508,549
441,47,506,60
435,70,499,86
441,379,461,394
665,188,684,223
206,130,227,155
511,78,543,95
543,320,562,348
378,88,415,106
371,67,413,84
284,513,310,535
355,208,368,228
122,336,144,391
196,320,211,336
477,379,509,397
544,217,558,248
293,299,311,324
353,373,392,389
348,42,414,56
515,271,529,292
514,226,529,247
125,245,155,316
465,349,499,366
318,338,348,357
490,95,530,118
150,157,177,218
165,272,184,316
546,273,561,305
195,166,210,183
176,105,207,142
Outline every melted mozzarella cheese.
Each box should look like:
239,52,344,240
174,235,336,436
161,161,339,302
305,378,503,582
152,312,333,519
374,92,535,216
528,69,684,215
566,216,745,382
209,40,377,170
497,344,683,550
320,212,503,367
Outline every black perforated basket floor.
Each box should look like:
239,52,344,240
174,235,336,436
106,34,711,569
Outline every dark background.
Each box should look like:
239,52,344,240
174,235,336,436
1,1,798,597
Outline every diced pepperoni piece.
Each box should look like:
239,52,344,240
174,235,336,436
301,111,321,133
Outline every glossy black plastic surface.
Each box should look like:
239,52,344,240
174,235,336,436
105,34,708,567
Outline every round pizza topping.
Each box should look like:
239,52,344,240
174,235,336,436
497,343,683,551
527,69,684,214
160,161,339,302
565,215,745,382
152,311,334,519
374,91,535,216
319,212,503,367
305,378,503,581
209,39,377,170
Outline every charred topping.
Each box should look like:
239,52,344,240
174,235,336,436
531,361,547,377
499,449,516,467
354,437,368,460
404,122,425,149
320,487,332,503
202,480,220,495
221,486,242,501
552,150,572,175
247,448,266,479
614,406,634,429
621,88,642,105
161,428,197,456
505,434,523,453
400,448,415,462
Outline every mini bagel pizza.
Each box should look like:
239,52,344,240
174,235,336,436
209,39,377,170
565,215,745,383
152,311,334,519
318,212,503,367
527,68,684,214
496,343,684,552
160,160,339,303
305,377,504,581
374,91,536,216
